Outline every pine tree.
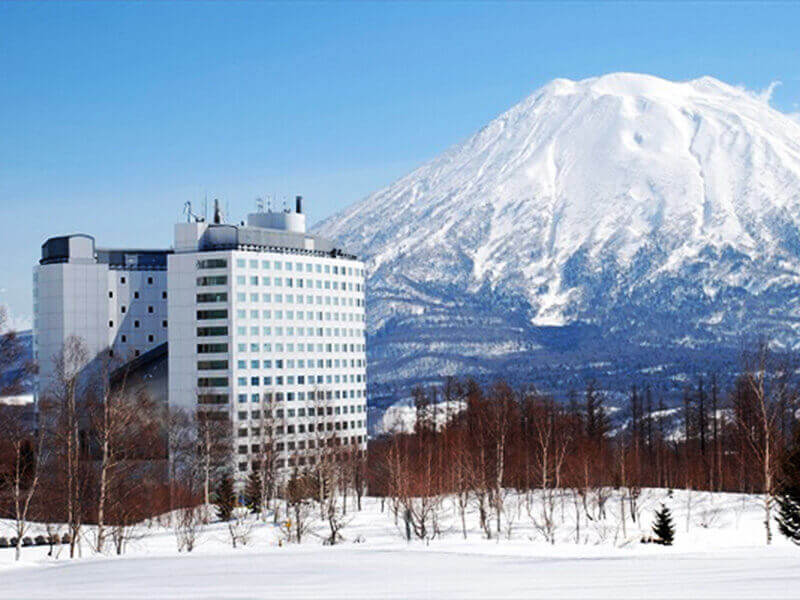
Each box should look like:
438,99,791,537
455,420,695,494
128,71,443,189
244,471,263,514
652,504,675,546
215,475,236,522
777,429,800,546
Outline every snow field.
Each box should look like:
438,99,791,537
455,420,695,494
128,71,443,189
1,488,798,598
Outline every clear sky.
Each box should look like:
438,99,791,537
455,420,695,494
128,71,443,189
2,1,800,328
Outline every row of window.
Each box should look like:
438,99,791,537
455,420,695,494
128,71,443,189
235,342,366,354
238,389,364,402
234,309,363,322
198,373,366,387
236,420,365,444
232,292,364,308
236,373,365,386
236,358,364,369
119,275,158,285
199,325,365,341
110,290,166,300
197,274,365,296
236,275,363,293
110,319,167,330
199,358,364,371
235,326,364,338
197,388,366,405
232,258,364,278
242,402,363,417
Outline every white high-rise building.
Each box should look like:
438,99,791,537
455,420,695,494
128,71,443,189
168,198,368,476
34,197,368,478
33,235,169,399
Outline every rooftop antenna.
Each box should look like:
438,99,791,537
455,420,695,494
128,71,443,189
225,200,230,223
183,201,204,223
256,197,264,213
267,195,272,212
213,198,223,224
203,194,208,222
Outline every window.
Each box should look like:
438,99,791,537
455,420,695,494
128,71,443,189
197,343,228,353
198,377,229,387
197,326,228,336
147,277,153,285
148,334,154,343
198,258,227,269
121,306,126,314
197,275,227,286
197,292,228,303
198,360,228,370
108,320,114,327
121,335,127,343
197,309,228,320
148,305,154,313
162,291,167,299
121,276,126,284
134,320,140,328
162,320,168,328
108,291,113,298
134,291,140,299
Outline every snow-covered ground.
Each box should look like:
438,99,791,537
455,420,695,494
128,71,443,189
1,489,798,599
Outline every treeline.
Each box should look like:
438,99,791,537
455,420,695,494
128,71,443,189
367,342,800,544
0,333,367,560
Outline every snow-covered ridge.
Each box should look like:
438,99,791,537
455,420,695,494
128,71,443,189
315,73,800,392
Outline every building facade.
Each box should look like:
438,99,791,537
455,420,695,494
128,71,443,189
168,201,368,476
34,199,367,478
33,234,169,398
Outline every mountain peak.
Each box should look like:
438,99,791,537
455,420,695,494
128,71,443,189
316,73,800,389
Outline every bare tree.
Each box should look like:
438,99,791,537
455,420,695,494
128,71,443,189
40,336,90,559
734,341,792,545
88,356,160,553
174,505,204,552
0,405,46,560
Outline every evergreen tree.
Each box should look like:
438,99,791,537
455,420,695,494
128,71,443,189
777,429,800,545
652,504,675,546
244,471,263,514
215,474,236,522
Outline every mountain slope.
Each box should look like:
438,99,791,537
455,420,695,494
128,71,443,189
316,73,800,395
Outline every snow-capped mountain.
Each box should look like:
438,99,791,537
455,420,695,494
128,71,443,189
316,73,800,398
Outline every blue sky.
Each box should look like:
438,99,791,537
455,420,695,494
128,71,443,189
2,1,800,327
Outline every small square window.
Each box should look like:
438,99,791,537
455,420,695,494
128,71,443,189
134,292,140,299
134,320,140,328
108,320,114,327
121,306,126,313
162,320,168,328
134,350,140,357
121,335,127,343
162,291,167,299
148,335,154,343
147,277,153,285
120,277,126,284
108,291,114,298
148,306,154,313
